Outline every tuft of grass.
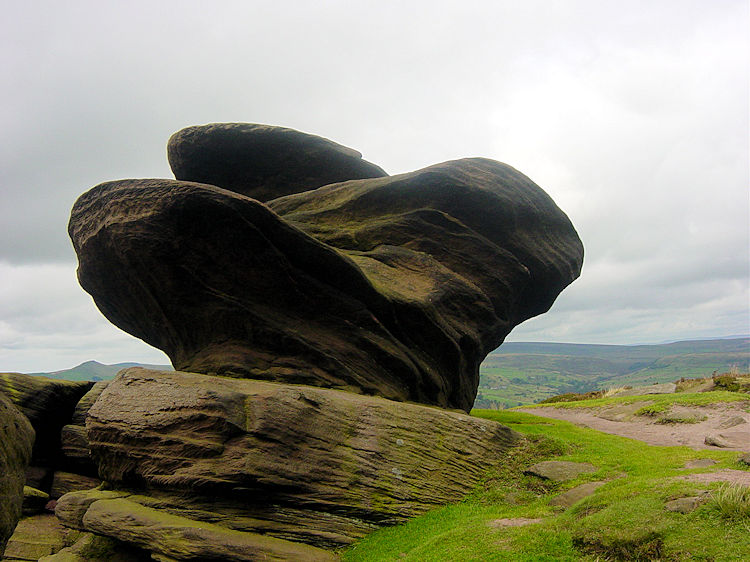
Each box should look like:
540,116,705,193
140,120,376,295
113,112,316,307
603,385,630,398
523,390,748,411
537,390,604,404
708,483,750,521
634,403,670,417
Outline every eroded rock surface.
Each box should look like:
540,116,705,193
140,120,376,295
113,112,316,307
0,373,93,466
0,393,34,556
69,124,583,412
524,461,598,482
84,368,520,548
61,382,109,476
168,122,387,202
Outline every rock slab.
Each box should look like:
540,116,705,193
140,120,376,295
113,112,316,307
549,481,606,508
81,498,336,562
524,461,598,482
69,124,584,412
85,368,520,548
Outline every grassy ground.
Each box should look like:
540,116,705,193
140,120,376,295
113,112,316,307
342,404,750,561
524,390,749,412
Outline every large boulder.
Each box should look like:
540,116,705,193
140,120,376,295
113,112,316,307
167,122,387,202
0,373,93,466
83,368,520,548
69,125,583,412
0,392,34,556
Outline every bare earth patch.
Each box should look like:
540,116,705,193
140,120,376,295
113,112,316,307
517,401,750,452
677,469,750,487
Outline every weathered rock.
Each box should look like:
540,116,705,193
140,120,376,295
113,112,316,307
85,368,520,547
24,465,52,491
0,373,93,465
49,472,101,500
56,489,129,531
167,122,387,202
549,481,605,508
81,498,337,561
2,514,79,561
58,382,108,477
70,382,108,426
524,461,598,482
704,434,736,448
22,486,50,516
59,426,93,476
739,453,750,466
718,415,747,429
613,383,676,397
38,532,151,561
0,392,34,557
664,496,706,514
70,130,583,412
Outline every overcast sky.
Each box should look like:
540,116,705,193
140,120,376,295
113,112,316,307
1,0,748,372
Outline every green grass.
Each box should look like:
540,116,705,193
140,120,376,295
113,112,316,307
708,483,750,522
523,390,748,411
343,408,750,561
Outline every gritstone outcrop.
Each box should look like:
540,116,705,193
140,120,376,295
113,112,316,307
69,123,583,412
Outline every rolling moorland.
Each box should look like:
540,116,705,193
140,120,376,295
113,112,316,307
476,337,750,409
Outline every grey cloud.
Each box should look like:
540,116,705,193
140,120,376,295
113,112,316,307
1,1,747,369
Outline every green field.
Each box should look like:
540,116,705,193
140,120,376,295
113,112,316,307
344,395,750,561
477,338,750,408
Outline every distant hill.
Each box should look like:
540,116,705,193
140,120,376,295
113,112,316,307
476,337,750,409
18,338,750,404
27,360,172,382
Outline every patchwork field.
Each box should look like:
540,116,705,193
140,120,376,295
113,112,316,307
476,337,750,408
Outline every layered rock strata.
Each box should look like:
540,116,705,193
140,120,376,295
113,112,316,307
82,368,520,549
69,124,583,412
0,374,93,467
0,392,34,556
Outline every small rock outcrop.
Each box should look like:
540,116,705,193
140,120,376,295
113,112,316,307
549,481,606,508
0,392,34,556
69,123,583,412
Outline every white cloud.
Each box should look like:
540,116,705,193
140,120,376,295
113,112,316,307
0,262,169,372
0,1,747,370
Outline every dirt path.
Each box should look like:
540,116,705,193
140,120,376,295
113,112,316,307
516,401,750,452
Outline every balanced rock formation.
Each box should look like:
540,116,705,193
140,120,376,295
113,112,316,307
69,123,583,412
77,368,519,550
0,392,34,556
